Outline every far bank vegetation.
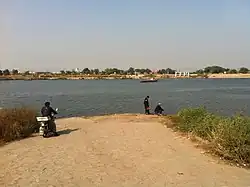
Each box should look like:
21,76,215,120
0,66,249,80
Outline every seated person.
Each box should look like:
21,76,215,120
41,101,59,136
154,103,164,115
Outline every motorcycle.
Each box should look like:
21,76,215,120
36,108,58,138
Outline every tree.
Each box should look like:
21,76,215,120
145,68,152,74
135,68,146,74
134,68,152,74
204,66,225,74
93,68,100,75
3,69,10,76
0,70,2,76
71,70,77,75
60,70,66,74
103,68,123,75
165,68,175,74
24,71,30,75
239,67,249,74
82,68,91,74
12,69,19,75
157,69,166,74
65,71,72,75
158,68,175,74
119,69,125,75
126,67,135,75
103,68,111,75
228,69,237,74
195,69,204,74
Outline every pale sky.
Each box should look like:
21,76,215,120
1,0,250,72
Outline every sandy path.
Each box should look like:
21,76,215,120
0,114,250,187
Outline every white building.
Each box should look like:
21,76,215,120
75,68,80,73
175,71,190,77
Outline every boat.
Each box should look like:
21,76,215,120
140,78,158,83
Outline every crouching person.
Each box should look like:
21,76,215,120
154,103,164,115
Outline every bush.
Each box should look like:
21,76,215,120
0,108,39,143
168,107,250,165
212,116,250,163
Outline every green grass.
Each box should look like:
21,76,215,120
0,108,39,143
165,107,250,166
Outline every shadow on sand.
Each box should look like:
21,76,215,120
57,128,79,135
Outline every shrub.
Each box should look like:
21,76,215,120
212,116,250,163
0,108,39,143
167,107,250,165
177,107,220,140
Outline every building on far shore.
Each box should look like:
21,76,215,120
52,72,61,74
174,71,190,77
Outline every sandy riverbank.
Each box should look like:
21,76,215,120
0,114,250,187
207,73,250,79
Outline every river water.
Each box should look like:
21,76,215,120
0,79,250,117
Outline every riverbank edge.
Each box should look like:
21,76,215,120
0,113,157,146
82,112,250,169
1,73,250,80
1,111,250,169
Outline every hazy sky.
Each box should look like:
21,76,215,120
1,0,250,71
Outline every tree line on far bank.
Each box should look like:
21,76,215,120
60,67,176,75
194,66,249,74
0,66,249,76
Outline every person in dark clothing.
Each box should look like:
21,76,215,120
144,96,150,114
41,102,59,136
154,103,164,115
41,102,58,118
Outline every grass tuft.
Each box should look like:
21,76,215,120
164,107,250,166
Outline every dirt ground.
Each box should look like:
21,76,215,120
0,114,250,187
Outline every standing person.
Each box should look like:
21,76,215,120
144,96,150,114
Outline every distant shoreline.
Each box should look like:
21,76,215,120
1,73,250,81
207,73,250,79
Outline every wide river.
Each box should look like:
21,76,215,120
0,79,250,117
